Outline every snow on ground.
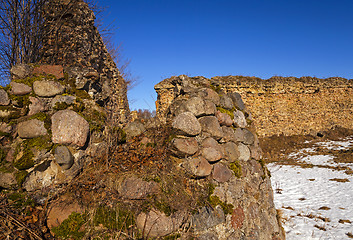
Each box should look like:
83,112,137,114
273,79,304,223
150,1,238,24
268,138,353,240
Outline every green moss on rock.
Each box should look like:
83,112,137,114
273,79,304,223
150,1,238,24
217,106,236,119
52,212,87,240
208,195,234,215
15,170,28,186
229,161,242,178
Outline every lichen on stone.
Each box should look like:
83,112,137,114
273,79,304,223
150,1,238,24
229,161,242,178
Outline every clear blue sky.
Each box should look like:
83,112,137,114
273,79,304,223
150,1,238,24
98,0,353,111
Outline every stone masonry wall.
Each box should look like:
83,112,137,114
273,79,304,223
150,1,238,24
154,75,284,239
156,75,353,137
40,0,130,125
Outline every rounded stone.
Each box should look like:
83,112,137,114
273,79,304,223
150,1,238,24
219,95,234,110
228,92,246,110
223,142,240,162
198,116,223,140
17,119,48,138
212,163,233,183
238,143,251,161
51,110,89,147
10,82,32,95
185,96,206,117
54,146,74,170
33,80,65,97
186,156,213,177
233,110,247,128
201,147,222,163
171,137,199,156
172,112,201,136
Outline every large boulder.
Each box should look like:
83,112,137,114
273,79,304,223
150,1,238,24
198,116,223,140
172,112,201,136
51,110,89,147
17,119,48,138
33,80,65,97
171,137,199,156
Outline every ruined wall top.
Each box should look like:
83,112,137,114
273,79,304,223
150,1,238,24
40,0,130,125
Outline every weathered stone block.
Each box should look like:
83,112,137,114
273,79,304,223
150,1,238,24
185,156,213,177
54,146,74,170
212,163,233,183
51,110,89,147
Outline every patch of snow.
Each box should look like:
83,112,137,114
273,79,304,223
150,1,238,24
268,138,353,240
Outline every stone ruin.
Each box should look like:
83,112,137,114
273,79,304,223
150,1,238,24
0,0,285,239
146,75,284,239
40,0,130,125
0,64,107,192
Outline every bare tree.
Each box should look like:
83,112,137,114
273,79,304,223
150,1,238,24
0,0,46,84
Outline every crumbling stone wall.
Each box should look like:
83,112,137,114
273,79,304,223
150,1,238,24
40,0,130,125
152,75,284,239
156,75,353,137
214,76,353,137
0,64,107,192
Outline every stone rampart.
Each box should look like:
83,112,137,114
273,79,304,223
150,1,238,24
213,76,353,137
156,75,353,137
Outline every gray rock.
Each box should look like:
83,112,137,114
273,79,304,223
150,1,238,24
10,82,32,95
202,137,220,149
219,94,233,110
54,146,74,170
233,110,247,128
119,176,159,199
228,92,246,110
33,80,65,97
204,100,216,115
172,112,201,136
198,116,223,140
223,142,240,162
23,160,58,191
17,119,47,138
193,205,225,230
0,89,10,105
198,88,220,105
212,163,233,183
51,95,76,108
185,97,206,117
185,156,213,177
0,172,17,189
28,97,47,116
233,128,254,144
238,143,250,161
242,128,255,145
221,126,236,142
136,210,184,238
201,147,222,163
10,64,32,79
171,137,199,156
51,110,90,147
215,111,233,127
124,121,146,140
